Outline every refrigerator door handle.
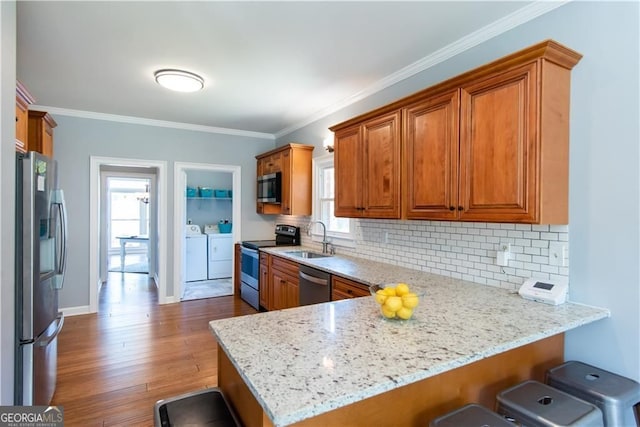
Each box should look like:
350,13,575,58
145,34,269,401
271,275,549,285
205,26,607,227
52,189,67,289
37,313,64,347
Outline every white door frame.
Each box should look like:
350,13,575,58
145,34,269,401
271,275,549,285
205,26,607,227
89,156,168,312
173,162,241,302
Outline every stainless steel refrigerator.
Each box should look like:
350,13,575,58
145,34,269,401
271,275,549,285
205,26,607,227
15,151,67,406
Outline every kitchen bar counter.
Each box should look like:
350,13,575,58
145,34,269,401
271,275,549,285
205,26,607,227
209,249,609,427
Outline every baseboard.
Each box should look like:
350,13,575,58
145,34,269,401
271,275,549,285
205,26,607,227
61,305,91,316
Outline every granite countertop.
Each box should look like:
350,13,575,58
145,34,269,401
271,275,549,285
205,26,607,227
209,248,610,427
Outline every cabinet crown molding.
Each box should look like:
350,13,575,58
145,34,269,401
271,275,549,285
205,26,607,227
330,39,582,132
255,142,314,160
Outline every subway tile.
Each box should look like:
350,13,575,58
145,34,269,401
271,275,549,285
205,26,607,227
540,232,559,241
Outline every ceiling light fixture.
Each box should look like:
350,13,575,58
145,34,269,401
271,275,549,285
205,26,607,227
154,69,204,92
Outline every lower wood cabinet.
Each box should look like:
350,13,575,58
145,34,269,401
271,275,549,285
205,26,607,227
262,254,300,311
332,276,369,300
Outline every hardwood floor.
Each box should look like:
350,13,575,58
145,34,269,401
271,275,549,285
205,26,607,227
51,272,256,426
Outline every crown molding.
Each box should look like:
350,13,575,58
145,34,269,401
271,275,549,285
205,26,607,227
34,105,275,140
274,0,569,139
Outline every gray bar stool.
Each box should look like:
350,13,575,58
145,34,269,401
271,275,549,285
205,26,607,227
496,380,603,427
430,403,514,427
154,387,241,427
546,360,640,427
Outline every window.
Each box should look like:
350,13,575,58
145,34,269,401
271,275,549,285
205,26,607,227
313,155,354,247
108,178,150,251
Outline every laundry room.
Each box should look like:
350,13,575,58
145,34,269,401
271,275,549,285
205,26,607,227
183,169,233,301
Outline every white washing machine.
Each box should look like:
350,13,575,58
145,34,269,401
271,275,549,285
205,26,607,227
207,233,233,279
185,225,207,282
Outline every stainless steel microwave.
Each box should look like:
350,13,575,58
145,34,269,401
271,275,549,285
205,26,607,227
257,172,281,203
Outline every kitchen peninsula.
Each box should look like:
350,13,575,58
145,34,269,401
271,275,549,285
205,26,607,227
209,251,609,427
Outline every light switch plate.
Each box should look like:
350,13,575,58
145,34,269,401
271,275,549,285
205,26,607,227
549,241,567,266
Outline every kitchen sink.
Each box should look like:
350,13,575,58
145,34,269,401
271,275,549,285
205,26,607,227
284,250,331,259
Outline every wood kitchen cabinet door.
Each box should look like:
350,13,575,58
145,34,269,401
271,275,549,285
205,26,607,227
280,149,291,214
270,255,300,310
334,124,362,217
459,62,538,222
334,111,401,219
271,269,299,310
362,111,401,218
404,90,460,220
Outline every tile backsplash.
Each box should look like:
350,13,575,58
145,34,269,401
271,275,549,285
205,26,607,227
280,216,568,291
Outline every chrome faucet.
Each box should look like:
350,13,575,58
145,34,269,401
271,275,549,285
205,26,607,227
308,220,332,254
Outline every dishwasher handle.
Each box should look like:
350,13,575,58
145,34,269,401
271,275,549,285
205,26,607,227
299,271,328,286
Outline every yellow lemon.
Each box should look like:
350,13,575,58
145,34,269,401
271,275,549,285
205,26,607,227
374,290,387,305
383,287,397,297
381,305,396,319
395,283,410,296
384,296,403,312
402,292,420,309
396,307,414,320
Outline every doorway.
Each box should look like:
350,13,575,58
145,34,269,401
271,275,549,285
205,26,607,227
173,162,241,302
103,174,153,274
89,157,168,313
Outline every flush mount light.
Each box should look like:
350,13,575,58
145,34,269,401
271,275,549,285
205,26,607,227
154,69,204,92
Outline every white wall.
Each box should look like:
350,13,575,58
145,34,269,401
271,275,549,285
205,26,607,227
277,2,640,381
52,115,276,308
0,0,17,405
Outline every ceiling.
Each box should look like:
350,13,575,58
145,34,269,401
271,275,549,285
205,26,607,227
17,1,556,138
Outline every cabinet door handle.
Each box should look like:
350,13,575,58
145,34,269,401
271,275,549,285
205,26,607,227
449,206,455,211
457,206,463,211
15,116,18,122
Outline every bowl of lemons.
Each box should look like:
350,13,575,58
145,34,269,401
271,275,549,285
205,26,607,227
369,283,422,320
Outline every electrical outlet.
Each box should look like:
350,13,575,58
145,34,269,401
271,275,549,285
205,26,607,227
496,243,511,266
549,241,567,267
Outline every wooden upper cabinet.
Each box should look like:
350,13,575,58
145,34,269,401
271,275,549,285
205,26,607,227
28,110,57,158
256,143,314,216
404,90,460,220
337,40,581,224
458,62,537,222
334,110,401,218
15,81,35,153
334,124,362,217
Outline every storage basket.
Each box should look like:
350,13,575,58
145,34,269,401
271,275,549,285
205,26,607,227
214,189,228,198
186,187,197,198
219,222,232,233
199,187,214,198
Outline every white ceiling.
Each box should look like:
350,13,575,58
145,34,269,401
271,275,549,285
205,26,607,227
17,1,560,138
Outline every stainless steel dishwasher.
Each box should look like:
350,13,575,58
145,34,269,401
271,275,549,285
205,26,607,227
298,264,331,306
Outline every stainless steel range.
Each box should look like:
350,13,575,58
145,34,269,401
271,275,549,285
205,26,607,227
240,224,300,310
